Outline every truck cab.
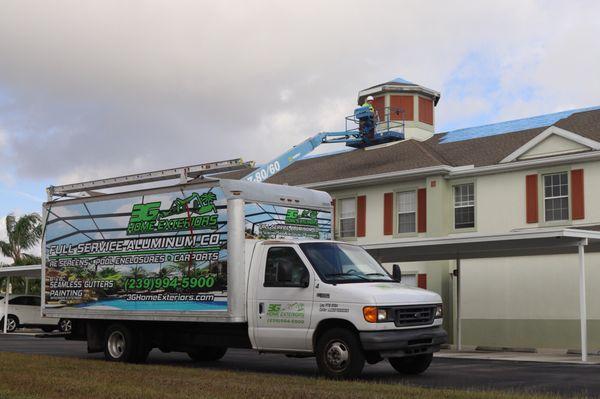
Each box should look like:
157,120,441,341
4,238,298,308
247,239,447,378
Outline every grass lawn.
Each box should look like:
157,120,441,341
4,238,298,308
0,352,582,399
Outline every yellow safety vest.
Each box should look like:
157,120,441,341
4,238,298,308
362,102,374,113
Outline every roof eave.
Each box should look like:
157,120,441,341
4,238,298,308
299,165,456,190
448,150,600,178
292,149,600,190
358,85,441,105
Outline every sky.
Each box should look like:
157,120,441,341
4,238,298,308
1,0,600,262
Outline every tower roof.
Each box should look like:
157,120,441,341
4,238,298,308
358,76,440,105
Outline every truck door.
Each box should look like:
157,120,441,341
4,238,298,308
252,245,314,351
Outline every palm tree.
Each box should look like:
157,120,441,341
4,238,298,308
129,265,147,278
0,213,42,266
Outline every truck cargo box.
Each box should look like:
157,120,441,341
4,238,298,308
42,179,331,323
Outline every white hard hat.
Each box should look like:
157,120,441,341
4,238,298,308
366,95,374,101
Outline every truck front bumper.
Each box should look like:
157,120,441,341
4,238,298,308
359,326,448,357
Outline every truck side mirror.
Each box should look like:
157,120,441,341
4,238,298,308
392,264,402,282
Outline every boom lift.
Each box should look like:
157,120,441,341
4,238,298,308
244,105,405,182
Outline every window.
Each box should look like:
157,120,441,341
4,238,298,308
397,191,416,233
339,198,356,238
544,172,569,221
454,183,475,229
8,296,30,305
300,242,393,284
264,247,309,287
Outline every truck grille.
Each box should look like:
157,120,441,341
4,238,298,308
394,305,436,327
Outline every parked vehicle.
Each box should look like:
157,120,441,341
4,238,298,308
41,168,447,378
0,294,68,333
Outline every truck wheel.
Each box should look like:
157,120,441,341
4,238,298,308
104,324,138,362
58,319,72,333
188,346,227,362
389,353,433,375
316,328,365,379
1,315,18,333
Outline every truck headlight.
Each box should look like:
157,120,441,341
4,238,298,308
435,304,443,319
363,306,394,323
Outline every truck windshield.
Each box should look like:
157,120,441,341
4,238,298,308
299,242,394,284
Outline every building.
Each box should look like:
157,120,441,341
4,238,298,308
242,77,600,351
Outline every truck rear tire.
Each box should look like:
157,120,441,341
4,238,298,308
188,346,227,362
315,328,365,379
389,353,433,374
104,324,140,362
58,319,72,333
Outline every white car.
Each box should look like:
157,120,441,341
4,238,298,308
0,295,71,333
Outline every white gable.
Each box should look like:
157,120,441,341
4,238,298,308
518,134,590,160
500,126,600,163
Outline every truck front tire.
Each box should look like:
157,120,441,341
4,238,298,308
389,353,433,374
187,346,227,362
316,328,365,379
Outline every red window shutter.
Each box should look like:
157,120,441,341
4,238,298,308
383,192,393,235
331,199,336,236
418,97,434,125
372,96,385,121
525,174,538,223
571,169,585,220
417,188,427,233
390,95,414,121
357,195,366,237
417,273,427,289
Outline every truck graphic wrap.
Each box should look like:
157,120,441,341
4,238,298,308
44,186,331,314
44,187,229,312
244,203,331,240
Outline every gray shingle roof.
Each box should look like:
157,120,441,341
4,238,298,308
264,108,600,186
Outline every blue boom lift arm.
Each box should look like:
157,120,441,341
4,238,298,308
243,106,406,183
244,131,361,182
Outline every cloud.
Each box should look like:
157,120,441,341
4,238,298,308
0,0,599,186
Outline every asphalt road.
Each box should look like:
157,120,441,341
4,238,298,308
1,334,599,397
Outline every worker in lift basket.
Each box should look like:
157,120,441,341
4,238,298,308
359,95,376,139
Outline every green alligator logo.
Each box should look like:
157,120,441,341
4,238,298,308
160,192,217,218
127,192,218,235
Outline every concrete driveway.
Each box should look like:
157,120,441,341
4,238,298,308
0,334,599,397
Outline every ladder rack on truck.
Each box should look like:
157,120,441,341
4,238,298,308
47,158,254,201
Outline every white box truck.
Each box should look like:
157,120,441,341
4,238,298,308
42,163,447,378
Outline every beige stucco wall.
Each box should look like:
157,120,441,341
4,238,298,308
325,153,600,349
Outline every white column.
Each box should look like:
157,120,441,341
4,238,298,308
456,257,462,351
227,198,246,321
578,240,588,362
3,277,9,334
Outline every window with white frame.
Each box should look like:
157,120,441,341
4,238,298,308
397,191,416,233
339,198,356,238
544,172,569,221
454,183,475,229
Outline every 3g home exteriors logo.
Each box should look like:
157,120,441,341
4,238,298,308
127,192,219,235
284,209,318,226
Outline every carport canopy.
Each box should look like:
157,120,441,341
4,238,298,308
0,264,42,334
363,228,600,362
